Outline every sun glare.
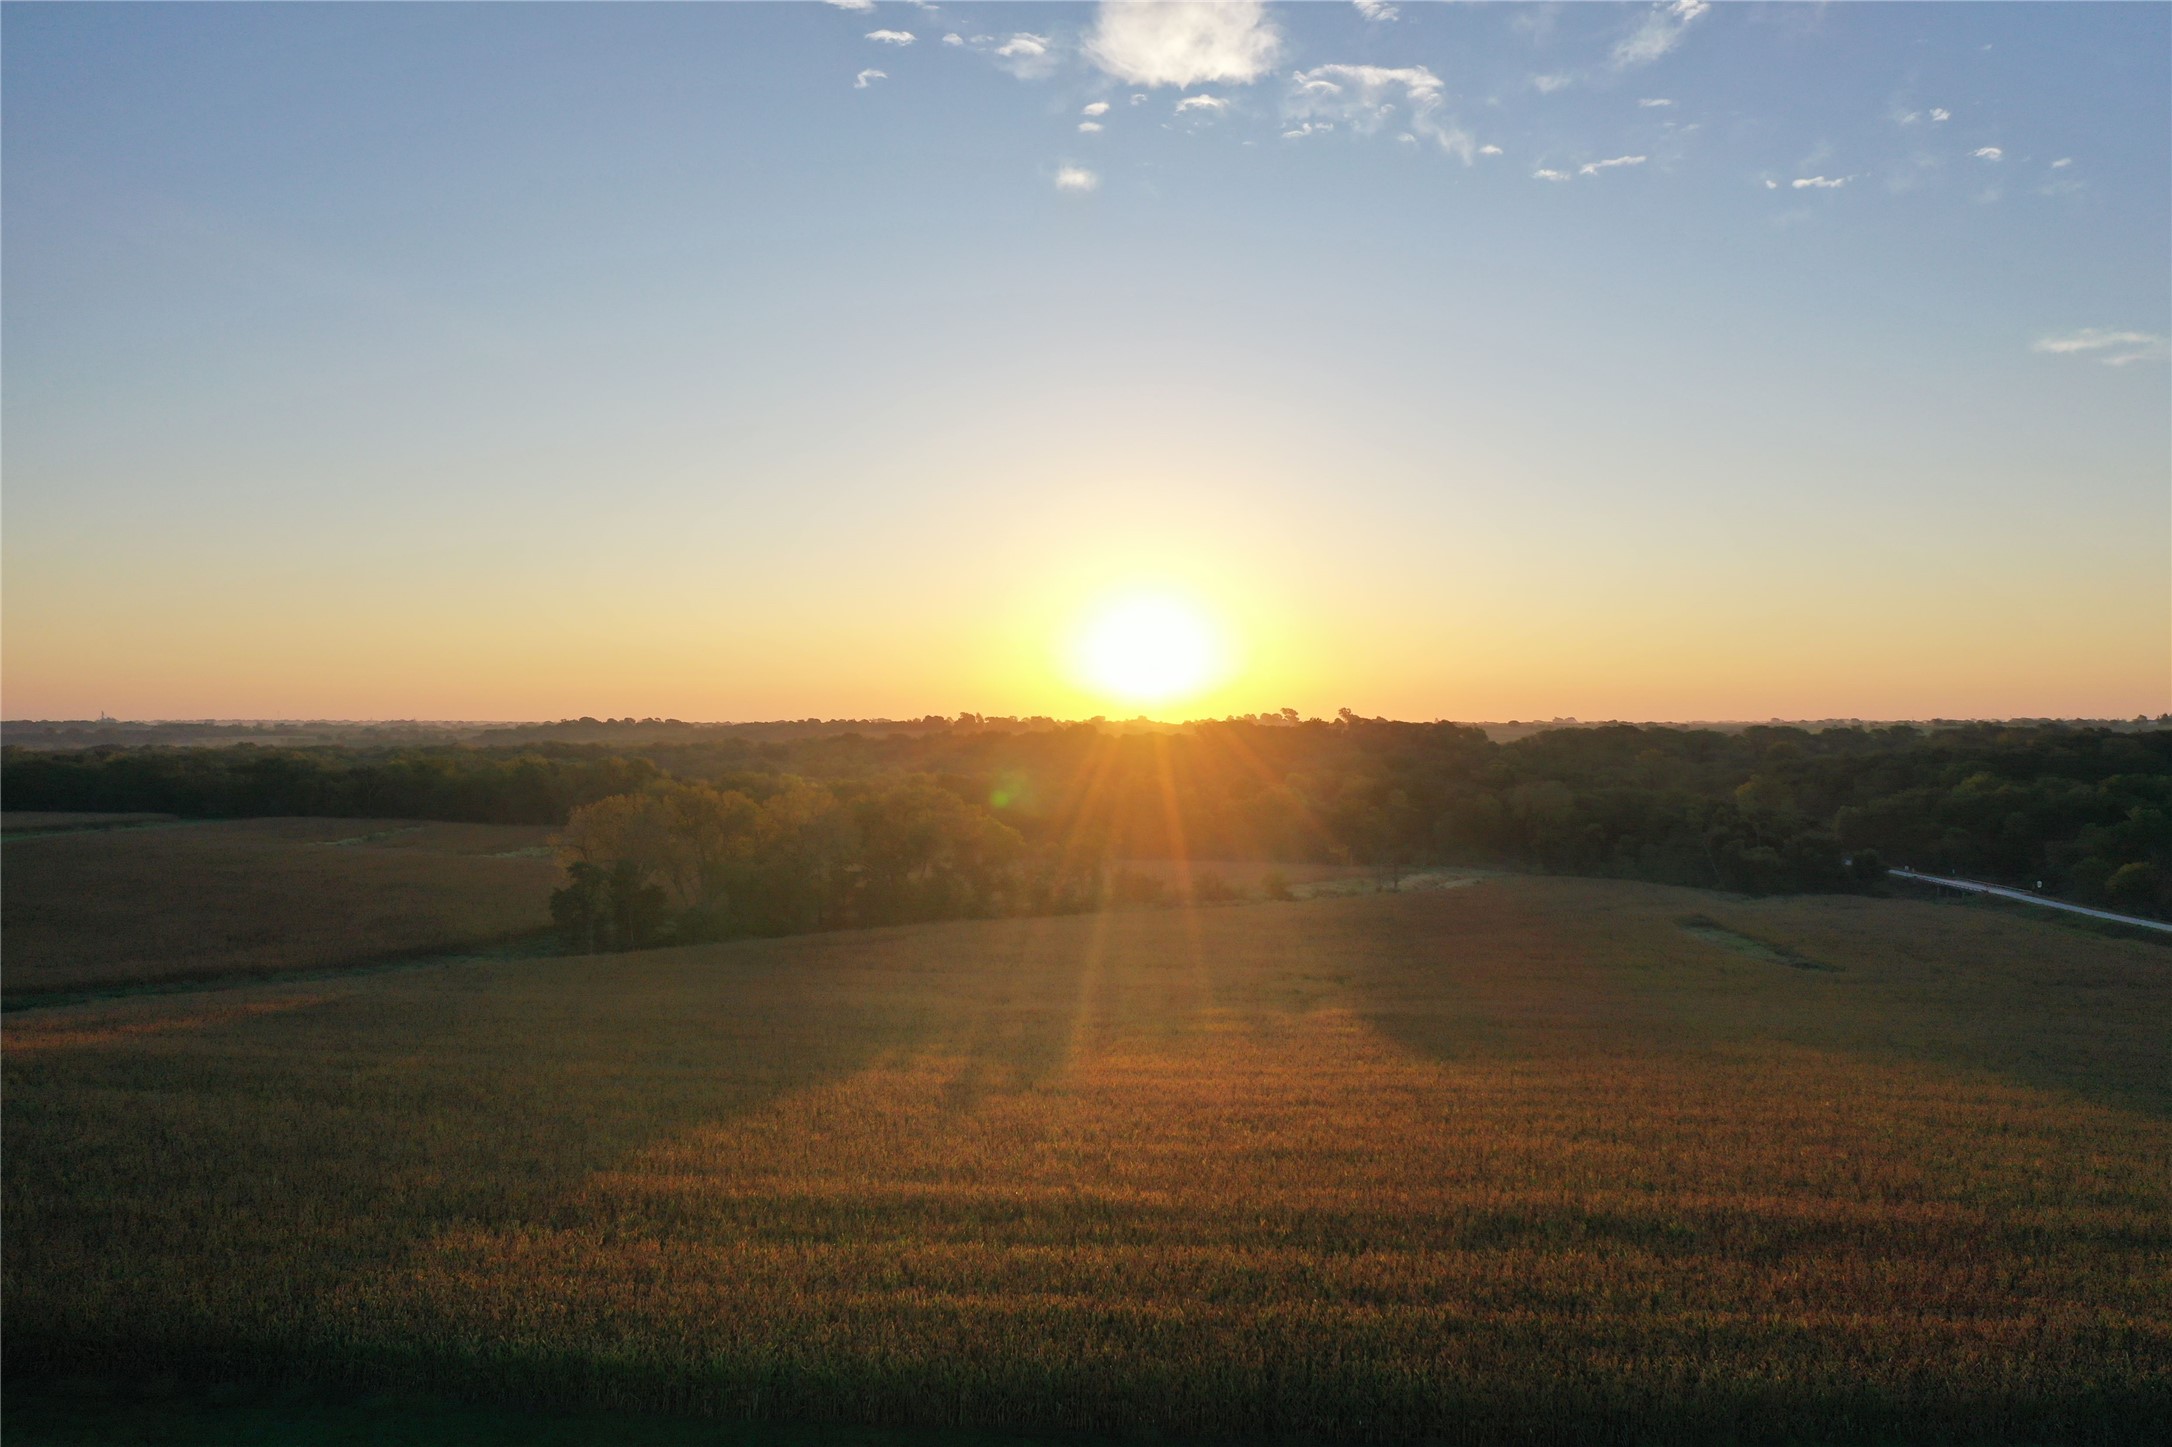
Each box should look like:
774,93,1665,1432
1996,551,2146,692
1073,593,1227,710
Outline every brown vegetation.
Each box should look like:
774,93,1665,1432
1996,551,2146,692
0,818,559,998
5,877,2167,1440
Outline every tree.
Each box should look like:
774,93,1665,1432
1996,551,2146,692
2104,861,2167,916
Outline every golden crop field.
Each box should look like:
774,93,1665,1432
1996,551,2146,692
0,817,560,1000
5,878,2169,1443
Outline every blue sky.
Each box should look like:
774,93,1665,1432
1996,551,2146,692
4,2,2167,721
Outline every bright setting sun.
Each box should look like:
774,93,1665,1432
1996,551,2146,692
1072,592,1229,710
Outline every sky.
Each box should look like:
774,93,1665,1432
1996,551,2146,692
4,1,2167,723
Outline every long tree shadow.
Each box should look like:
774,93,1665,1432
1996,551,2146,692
1334,875,2172,1120
2,911,1118,1392
11,887,2169,1444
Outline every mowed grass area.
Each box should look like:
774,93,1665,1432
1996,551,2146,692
6,878,2169,1443
1,817,559,1000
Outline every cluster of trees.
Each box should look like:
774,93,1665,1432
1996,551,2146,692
9,719,2168,931
547,777,1029,949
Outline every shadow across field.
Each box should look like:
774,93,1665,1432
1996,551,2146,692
1342,878,2172,1120
4,912,1118,1384
9,881,2170,1443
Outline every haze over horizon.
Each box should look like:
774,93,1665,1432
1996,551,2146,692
5,1,2167,723
12,703,2172,725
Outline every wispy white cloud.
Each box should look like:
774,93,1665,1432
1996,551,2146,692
1054,165,1101,193
991,33,1056,79
1533,168,1572,182
1613,0,1709,69
1353,0,1399,20
853,68,887,89
866,30,915,46
1579,154,1647,175
1086,1,1283,88
1510,6,1559,43
1082,101,1111,117
1478,144,1503,156
1792,175,1848,189
1533,73,1573,94
824,0,875,12
942,30,1057,76
942,31,1059,80
1281,121,1334,140
2049,157,2072,169
2033,328,2168,367
1973,146,2003,161
1930,107,1950,122
1285,63,1473,160
1175,94,1228,114
1638,97,1674,108
1079,121,1104,133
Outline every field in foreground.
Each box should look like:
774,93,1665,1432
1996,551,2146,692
0,817,558,999
6,878,2169,1443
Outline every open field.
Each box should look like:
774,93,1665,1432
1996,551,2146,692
1120,856,1476,890
0,811,181,834
1,817,559,1000
2,1386,1062,1447
6,876,2168,1442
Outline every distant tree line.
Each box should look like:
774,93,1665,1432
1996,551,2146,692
7,721,2168,934
0,745,659,825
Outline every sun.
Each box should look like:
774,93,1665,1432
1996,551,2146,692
1072,592,1228,710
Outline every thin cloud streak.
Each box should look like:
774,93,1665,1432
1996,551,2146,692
2033,329,2169,367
